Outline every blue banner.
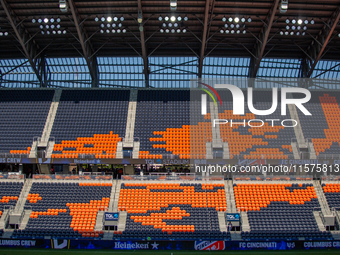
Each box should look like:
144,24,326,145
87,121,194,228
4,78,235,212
104,212,119,221
226,213,240,221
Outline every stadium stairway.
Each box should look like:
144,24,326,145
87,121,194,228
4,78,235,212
117,211,127,232
0,209,10,229
313,211,326,231
210,102,223,149
313,181,334,223
225,180,237,213
218,212,227,232
123,89,138,147
112,180,121,211
19,210,32,229
13,179,33,214
287,93,307,150
240,211,251,231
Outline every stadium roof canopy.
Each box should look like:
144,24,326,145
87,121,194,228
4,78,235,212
0,0,340,88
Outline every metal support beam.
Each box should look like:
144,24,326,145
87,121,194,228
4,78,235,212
38,55,51,87
306,7,340,77
248,0,279,78
0,0,44,85
68,0,99,87
198,0,211,78
137,0,149,87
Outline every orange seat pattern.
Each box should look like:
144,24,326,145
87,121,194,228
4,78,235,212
323,183,340,193
312,94,340,156
234,183,317,211
10,147,30,155
51,131,121,159
0,196,18,203
218,110,288,159
27,193,42,203
118,183,226,234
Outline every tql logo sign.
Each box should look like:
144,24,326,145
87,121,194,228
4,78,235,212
201,84,311,116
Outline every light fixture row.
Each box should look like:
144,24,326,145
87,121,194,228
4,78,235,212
100,28,127,34
160,28,186,33
280,31,305,36
222,16,252,23
285,18,314,25
32,18,61,24
220,29,246,34
95,16,124,23
100,23,123,28
0,31,8,36
41,30,67,35
158,15,188,22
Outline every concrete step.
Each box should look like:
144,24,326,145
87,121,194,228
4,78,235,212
218,212,227,232
1,229,14,238
14,180,32,214
0,210,10,229
117,211,127,232
313,211,326,231
240,211,250,232
231,231,242,240
94,211,104,231
19,210,32,230
102,232,114,240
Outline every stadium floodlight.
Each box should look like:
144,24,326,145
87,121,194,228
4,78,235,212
303,26,307,30
182,28,186,33
59,0,68,12
234,17,239,23
298,19,303,24
165,16,169,21
106,29,110,33
224,24,228,28
290,31,294,35
63,30,66,34
45,25,49,29
39,25,43,29
174,23,178,27
225,30,229,34
241,17,246,23
236,24,240,28
95,16,99,22
302,31,305,36
107,24,111,28
177,16,182,21
231,30,235,34
230,24,234,28
177,29,181,33
50,18,55,23
170,16,176,22
160,28,164,33
247,17,252,22
168,23,173,27
101,17,105,22
107,16,112,22
291,19,296,24
171,29,175,33
117,29,121,33
32,18,36,23
138,11,143,24
0,32,3,36
280,0,288,13
112,29,116,33
51,24,55,29
120,16,124,21
184,16,188,21
158,16,163,21
114,16,118,22
297,26,301,30
4,32,8,36
41,31,44,34
57,30,62,34
280,31,284,35
165,28,169,33
222,16,227,22
296,31,300,35
291,25,295,30
310,19,315,24
122,29,126,33
236,30,240,34
286,18,289,24
162,23,166,27
46,30,50,35
57,24,61,29
243,30,246,34
228,17,233,22
100,24,105,28
112,23,116,27
100,29,104,33
220,29,224,33
304,19,308,24
118,23,122,27
52,30,56,34
44,18,49,23
170,0,177,11
285,31,289,35
286,25,289,30
38,18,42,23
57,17,61,23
